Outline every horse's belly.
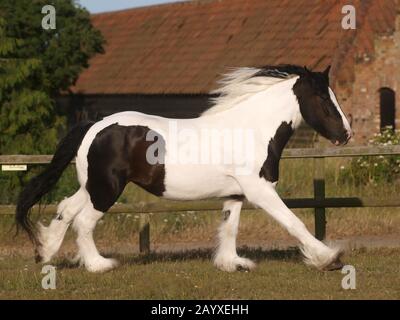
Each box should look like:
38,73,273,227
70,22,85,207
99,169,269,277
162,165,242,200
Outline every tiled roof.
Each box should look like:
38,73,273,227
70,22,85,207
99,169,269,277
72,0,399,95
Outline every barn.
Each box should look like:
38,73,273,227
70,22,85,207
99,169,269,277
57,0,400,146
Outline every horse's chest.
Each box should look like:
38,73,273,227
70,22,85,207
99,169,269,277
259,121,294,183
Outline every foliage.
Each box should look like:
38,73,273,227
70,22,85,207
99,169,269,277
0,0,104,203
339,127,400,185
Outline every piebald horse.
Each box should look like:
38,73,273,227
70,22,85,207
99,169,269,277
16,65,352,272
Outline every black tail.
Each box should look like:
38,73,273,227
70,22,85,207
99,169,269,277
15,121,95,244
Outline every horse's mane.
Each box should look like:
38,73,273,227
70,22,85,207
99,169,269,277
201,65,306,116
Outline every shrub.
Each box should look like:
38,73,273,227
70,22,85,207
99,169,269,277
339,127,400,185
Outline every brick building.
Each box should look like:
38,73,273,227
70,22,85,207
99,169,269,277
60,0,400,146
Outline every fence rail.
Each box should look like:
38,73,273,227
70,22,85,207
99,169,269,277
2,145,400,164
1,145,400,253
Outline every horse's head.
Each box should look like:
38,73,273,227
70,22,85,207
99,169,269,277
293,66,353,145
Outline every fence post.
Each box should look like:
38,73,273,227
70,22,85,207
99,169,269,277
313,157,326,240
139,213,150,254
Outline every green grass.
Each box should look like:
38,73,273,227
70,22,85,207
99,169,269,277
0,248,399,299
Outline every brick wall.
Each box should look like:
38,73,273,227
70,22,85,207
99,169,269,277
335,15,400,145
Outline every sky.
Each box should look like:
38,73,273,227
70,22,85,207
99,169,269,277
78,0,186,13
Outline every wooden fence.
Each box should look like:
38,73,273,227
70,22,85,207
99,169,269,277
1,145,400,253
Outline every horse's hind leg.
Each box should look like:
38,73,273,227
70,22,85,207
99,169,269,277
72,203,118,272
72,173,125,272
36,188,88,263
213,199,255,272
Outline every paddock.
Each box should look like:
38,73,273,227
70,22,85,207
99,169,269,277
0,146,399,299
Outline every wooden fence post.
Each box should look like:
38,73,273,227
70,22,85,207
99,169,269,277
139,213,150,254
313,157,326,240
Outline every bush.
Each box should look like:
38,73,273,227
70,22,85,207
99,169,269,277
339,127,400,185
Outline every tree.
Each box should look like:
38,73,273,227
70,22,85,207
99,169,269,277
0,0,104,202
0,0,104,154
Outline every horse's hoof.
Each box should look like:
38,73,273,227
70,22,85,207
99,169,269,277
236,265,250,272
34,244,49,264
323,258,344,271
34,250,43,263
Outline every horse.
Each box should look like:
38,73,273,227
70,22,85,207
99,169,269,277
16,64,353,273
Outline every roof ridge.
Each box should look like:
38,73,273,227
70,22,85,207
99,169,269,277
90,0,208,16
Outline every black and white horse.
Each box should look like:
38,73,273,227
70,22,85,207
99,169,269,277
16,65,352,272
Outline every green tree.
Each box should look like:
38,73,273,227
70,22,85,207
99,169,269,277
0,0,104,203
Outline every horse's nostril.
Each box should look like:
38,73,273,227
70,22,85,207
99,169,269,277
347,130,354,139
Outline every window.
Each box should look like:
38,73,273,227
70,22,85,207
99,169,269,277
379,87,396,131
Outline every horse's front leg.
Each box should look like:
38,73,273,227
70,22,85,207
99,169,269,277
213,198,256,272
238,177,343,271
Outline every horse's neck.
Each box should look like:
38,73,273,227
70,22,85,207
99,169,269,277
205,77,303,133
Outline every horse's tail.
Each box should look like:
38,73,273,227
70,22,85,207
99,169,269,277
16,121,95,244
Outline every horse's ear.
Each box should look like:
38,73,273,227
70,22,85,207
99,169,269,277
323,65,331,78
304,66,312,77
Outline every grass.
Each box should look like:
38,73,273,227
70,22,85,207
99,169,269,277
0,248,399,299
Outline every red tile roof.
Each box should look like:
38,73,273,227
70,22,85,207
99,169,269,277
72,0,399,95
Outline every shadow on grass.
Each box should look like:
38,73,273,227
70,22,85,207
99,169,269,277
114,246,302,266
53,246,302,270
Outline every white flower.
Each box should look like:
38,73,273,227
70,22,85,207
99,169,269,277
340,166,345,170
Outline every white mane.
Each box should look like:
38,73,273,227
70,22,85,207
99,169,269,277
201,67,295,116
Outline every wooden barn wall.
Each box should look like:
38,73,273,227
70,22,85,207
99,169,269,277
56,94,212,127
